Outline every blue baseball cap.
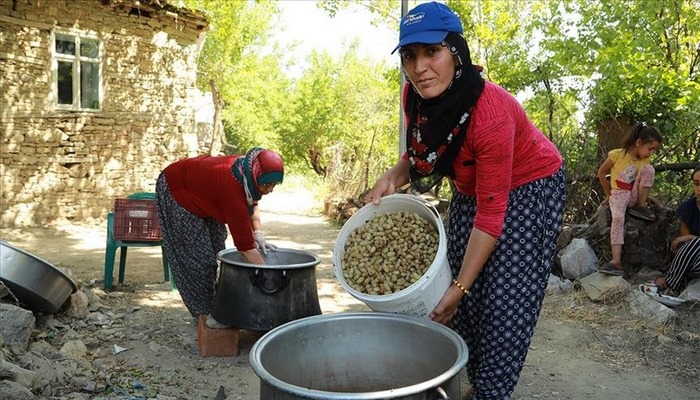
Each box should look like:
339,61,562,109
392,2,463,54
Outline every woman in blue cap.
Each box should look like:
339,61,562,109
156,147,283,326
366,2,565,399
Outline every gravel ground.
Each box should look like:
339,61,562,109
1,185,698,399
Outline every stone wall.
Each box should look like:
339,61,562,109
0,0,208,226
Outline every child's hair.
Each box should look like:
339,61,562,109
622,122,662,153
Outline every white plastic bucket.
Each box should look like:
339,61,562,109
333,194,452,318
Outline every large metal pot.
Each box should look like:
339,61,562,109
0,241,78,314
211,248,322,331
250,312,468,399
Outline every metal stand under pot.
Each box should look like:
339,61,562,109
211,248,322,331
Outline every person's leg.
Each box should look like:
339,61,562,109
203,218,230,328
449,168,565,400
156,175,220,318
611,244,623,267
446,192,481,395
608,189,631,267
204,217,228,279
632,164,656,208
665,238,700,293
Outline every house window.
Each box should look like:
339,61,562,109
54,32,101,110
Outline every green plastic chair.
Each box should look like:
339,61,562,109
103,192,174,290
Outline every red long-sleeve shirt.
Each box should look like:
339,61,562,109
405,81,563,238
163,155,256,251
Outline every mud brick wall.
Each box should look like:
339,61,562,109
0,0,208,226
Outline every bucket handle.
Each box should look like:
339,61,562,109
249,269,290,295
429,386,450,400
421,199,442,221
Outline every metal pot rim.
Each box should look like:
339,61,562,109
217,248,320,270
0,241,78,293
249,311,468,399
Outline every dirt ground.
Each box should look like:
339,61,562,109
1,185,699,400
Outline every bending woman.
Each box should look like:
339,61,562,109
155,147,283,324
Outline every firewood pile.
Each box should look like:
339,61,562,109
323,191,450,226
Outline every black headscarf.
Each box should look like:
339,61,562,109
404,32,485,193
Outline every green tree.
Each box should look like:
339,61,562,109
540,0,700,208
280,43,399,194
184,0,699,215
181,0,284,154
220,51,292,154
538,1,699,144
182,0,278,88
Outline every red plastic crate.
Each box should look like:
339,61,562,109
113,198,162,242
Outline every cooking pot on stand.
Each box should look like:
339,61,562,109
211,248,322,331
250,312,468,399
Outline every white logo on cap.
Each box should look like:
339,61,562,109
403,12,425,26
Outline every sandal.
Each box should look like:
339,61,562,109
599,262,625,276
640,279,680,297
627,207,656,222
639,282,659,295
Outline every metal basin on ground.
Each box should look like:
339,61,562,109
250,312,468,399
0,241,78,314
211,248,322,331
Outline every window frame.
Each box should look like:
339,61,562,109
51,29,103,111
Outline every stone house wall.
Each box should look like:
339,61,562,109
0,0,208,226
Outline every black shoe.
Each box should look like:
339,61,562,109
599,262,625,276
627,207,656,222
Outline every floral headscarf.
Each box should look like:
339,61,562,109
231,147,284,214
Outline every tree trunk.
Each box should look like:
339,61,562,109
360,128,377,194
596,116,631,159
209,79,224,156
